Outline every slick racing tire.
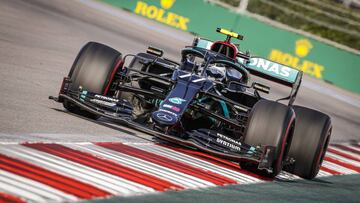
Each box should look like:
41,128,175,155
284,106,332,179
63,42,122,119
240,100,295,178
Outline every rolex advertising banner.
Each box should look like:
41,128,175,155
101,0,360,94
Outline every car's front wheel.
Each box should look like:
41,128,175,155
240,100,295,178
63,42,122,119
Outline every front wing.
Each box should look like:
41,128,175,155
50,80,276,171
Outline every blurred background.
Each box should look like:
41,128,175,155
103,0,360,94
215,0,360,51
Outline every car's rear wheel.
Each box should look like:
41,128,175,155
240,100,295,178
63,42,122,119
284,106,332,179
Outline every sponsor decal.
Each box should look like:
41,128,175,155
171,106,181,112
216,133,242,146
163,104,173,109
248,58,292,78
90,99,116,107
169,97,186,105
134,0,190,31
160,0,175,9
237,56,298,83
216,138,242,152
94,95,119,103
163,104,181,112
154,112,174,122
268,39,325,79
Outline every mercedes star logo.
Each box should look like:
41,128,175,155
156,112,173,122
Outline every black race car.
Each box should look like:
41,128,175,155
50,28,332,179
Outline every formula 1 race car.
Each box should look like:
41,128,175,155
50,28,332,179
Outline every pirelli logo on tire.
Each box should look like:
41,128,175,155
134,0,190,31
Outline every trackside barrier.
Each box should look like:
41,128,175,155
101,0,360,94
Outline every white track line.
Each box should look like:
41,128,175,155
329,146,360,158
135,144,263,184
0,181,46,203
134,144,340,180
68,143,215,188
0,145,154,196
0,170,57,203
326,152,360,167
0,170,77,202
322,160,357,174
277,171,301,180
0,141,359,203
344,145,360,153
317,170,332,177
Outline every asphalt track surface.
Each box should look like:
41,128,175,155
0,0,359,202
0,0,359,143
0,0,359,142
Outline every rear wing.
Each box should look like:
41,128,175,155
237,57,301,88
192,38,303,104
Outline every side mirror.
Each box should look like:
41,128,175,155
252,82,270,94
236,52,250,63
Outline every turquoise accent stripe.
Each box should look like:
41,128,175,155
219,100,230,119
247,146,256,154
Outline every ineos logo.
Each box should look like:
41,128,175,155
155,112,173,122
